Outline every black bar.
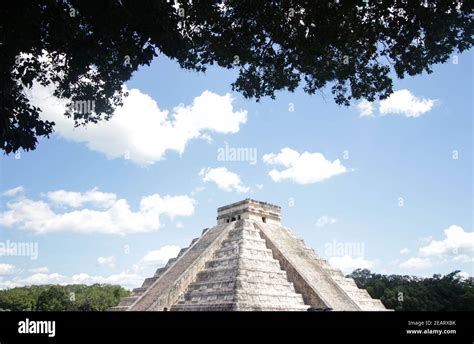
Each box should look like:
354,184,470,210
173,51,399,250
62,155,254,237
0,311,472,342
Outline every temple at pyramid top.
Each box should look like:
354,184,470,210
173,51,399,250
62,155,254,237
112,200,388,311
217,199,281,225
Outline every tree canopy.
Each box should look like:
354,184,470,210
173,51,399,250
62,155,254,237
0,284,129,311
348,269,474,311
1,0,472,153
0,271,472,311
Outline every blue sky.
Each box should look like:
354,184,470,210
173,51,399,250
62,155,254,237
0,48,472,289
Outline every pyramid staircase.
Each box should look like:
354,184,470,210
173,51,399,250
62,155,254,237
110,236,203,310
111,199,388,311
171,219,308,311
256,222,387,311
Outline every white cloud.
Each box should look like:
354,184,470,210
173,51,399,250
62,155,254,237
190,186,205,197
397,226,473,271
0,190,195,235
70,272,144,289
452,254,474,263
97,256,115,268
357,90,436,118
0,245,181,290
0,264,16,276
28,83,247,165
0,278,20,290
357,100,374,117
21,272,67,285
199,167,249,193
399,257,432,269
0,272,144,290
2,186,25,197
46,187,117,208
456,271,470,281
400,248,410,255
315,215,337,227
328,255,374,273
263,148,348,184
140,245,181,266
379,89,435,117
29,267,49,274
419,225,473,257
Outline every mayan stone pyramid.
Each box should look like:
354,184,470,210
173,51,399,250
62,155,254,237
112,199,387,311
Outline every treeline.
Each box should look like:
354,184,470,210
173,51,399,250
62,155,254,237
1,271,473,311
0,284,129,311
348,270,474,311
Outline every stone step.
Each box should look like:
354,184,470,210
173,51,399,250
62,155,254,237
187,279,297,295
165,257,177,268
327,276,385,308
214,246,274,260
326,266,344,273
234,292,306,305
221,237,268,249
171,302,236,311
331,277,366,291
131,287,146,296
234,303,309,311
108,305,131,311
117,296,139,307
196,266,290,283
183,290,235,303
171,302,308,312
204,256,282,271
195,266,237,281
141,276,158,289
204,256,239,269
153,267,166,278
188,280,235,292
183,289,305,306
344,288,372,299
342,278,359,288
235,280,296,293
354,299,388,311
215,242,270,252
331,275,357,285
238,257,283,270
308,248,321,258
177,247,188,257
191,277,297,288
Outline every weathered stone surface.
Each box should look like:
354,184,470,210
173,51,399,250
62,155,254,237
256,222,386,311
112,199,388,311
172,219,307,311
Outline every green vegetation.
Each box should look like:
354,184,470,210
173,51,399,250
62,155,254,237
0,284,129,311
2,1,472,153
348,270,474,311
1,271,472,311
